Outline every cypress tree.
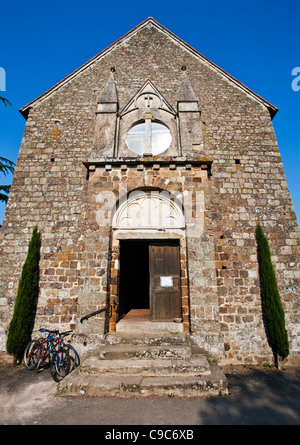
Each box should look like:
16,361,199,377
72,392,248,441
6,226,40,365
256,223,289,366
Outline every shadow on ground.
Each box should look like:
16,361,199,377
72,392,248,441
197,366,300,425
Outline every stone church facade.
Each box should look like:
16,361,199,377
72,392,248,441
0,18,299,365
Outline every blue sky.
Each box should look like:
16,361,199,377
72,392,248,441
0,0,299,226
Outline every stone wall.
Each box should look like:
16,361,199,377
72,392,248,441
84,160,224,359
0,21,299,364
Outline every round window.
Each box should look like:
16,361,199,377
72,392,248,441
126,121,172,155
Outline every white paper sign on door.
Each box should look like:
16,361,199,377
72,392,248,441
160,276,173,287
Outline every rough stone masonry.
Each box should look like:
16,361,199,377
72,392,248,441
0,18,299,366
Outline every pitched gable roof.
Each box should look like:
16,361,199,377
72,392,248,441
19,17,278,119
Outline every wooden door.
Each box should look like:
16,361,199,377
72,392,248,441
149,242,181,321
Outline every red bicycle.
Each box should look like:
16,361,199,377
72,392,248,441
23,329,71,382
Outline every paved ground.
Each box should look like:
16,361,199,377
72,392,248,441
1,353,300,425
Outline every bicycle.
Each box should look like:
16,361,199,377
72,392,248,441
63,341,80,371
23,329,72,382
50,342,71,382
24,329,58,370
47,330,80,372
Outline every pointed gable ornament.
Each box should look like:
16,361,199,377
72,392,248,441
177,70,199,113
97,72,118,113
120,79,176,117
177,69,204,154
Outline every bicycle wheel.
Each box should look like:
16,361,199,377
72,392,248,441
65,344,80,371
24,340,41,370
36,341,51,369
50,346,70,382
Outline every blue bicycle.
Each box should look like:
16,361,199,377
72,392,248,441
23,329,75,382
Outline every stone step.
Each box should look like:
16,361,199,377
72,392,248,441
79,355,211,376
56,333,228,398
57,363,228,398
116,319,184,334
105,332,190,346
98,343,192,360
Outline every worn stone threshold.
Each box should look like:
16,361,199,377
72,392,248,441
116,309,184,334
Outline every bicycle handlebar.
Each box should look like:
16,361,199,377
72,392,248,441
38,328,72,337
39,329,59,335
60,331,72,337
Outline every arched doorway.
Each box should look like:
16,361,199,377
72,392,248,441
109,190,190,332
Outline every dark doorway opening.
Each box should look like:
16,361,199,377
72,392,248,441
119,240,149,320
118,239,182,323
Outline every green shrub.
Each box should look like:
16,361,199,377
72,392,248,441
256,223,289,365
6,226,40,364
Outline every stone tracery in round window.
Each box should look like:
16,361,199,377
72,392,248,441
126,121,172,156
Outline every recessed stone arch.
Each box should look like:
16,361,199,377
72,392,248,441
112,189,185,231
